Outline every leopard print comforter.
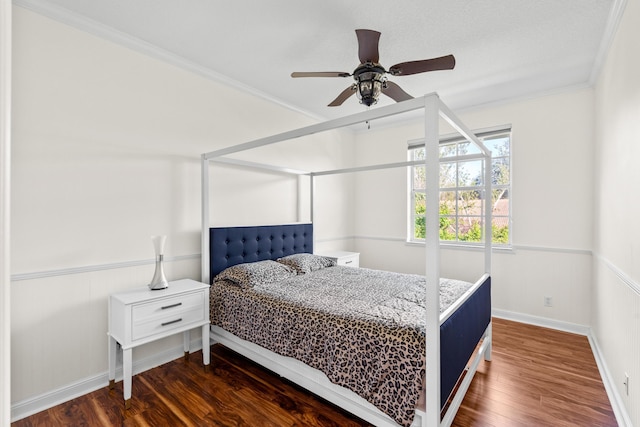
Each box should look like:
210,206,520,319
210,265,472,427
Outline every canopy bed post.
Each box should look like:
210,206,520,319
297,175,304,223
435,98,493,426
484,155,492,275
201,154,211,285
483,155,493,361
310,173,316,248
423,94,441,427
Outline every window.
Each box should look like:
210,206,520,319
409,128,511,246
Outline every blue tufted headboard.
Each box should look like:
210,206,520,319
209,223,313,281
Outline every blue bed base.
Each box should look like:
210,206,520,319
440,276,491,406
209,223,491,412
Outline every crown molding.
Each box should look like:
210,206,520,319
12,0,326,122
589,0,628,84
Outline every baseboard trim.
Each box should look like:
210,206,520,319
493,309,632,427
492,308,590,335
588,332,633,427
10,337,204,422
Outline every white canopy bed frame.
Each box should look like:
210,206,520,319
200,93,493,427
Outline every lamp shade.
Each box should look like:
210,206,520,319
151,235,166,256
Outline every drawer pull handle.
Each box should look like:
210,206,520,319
161,318,182,327
345,260,352,264
161,302,182,310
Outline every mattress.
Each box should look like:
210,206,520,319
210,260,473,427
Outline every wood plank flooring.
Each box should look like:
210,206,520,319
13,318,617,426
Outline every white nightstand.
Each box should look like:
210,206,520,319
316,250,360,268
108,279,210,408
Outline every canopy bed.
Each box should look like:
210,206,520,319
200,94,493,427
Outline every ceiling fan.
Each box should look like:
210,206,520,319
291,29,456,107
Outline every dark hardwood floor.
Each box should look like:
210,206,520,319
13,318,617,426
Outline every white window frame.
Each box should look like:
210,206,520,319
408,126,512,247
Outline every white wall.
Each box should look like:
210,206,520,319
351,88,595,327
593,0,640,424
1,1,13,425
10,6,353,415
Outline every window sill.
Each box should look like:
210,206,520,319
405,240,514,254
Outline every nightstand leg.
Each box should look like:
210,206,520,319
183,330,190,358
108,335,117,389
123,348,132,407
202,324,210,366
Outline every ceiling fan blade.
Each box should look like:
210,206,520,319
388,54,456,76
382,81,413,102
328,85,357,107
355,29,381,64
291,71,351,78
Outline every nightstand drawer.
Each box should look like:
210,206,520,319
336,254,359,267
132,291,204,323
316,251,360,268
132,306,205,341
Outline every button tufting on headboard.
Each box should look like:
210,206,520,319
210,224,313,282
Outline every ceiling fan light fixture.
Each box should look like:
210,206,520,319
354,66,386,107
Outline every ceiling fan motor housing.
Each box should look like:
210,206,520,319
354,63,387,106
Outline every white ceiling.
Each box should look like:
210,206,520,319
17,0,618,122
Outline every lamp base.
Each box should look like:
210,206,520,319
149,255,169,290
149,281,169,291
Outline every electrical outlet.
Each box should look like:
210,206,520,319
544,296,553,307
624,373,629,396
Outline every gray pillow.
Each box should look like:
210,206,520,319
215,260,295,287
276,253,336,274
